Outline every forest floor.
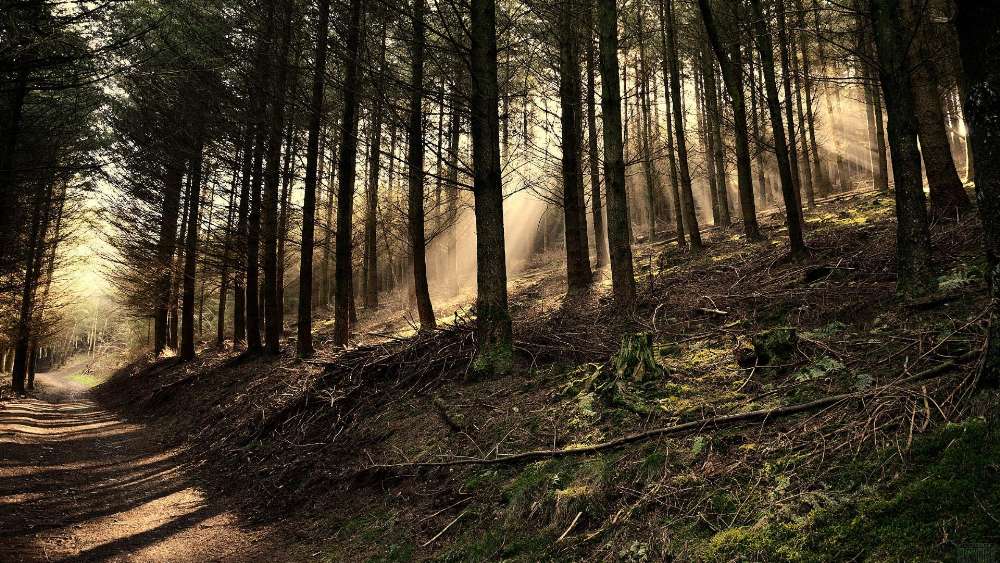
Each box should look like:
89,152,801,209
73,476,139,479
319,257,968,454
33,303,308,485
3,187,1000,562
0,356,291,561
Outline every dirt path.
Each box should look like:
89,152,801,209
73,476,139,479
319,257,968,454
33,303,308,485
0,361,284,562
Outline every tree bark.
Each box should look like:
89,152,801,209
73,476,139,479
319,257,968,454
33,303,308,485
408,0,436,331
697,0,761,239
470,0,513,373
585,19,609,267
663,0,703,249
870,0,935,297
749,0,807,257
262,2,293,355
598,0,637,305
332,0,364,347
954,0,1000,386
181,128,206,362
906,4,971,218
296,0,331,357
560,0,593,290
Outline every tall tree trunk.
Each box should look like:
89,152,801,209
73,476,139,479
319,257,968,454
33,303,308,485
659,9,686,247
296,0,331,357
870,0,935,296
636,0,659,242
700,39,731,226
11,183,49,394
585,19,609,267
445,80,461,296
795,0,830,196
776,0,803,213
863,67,883,190
218,143,240,347
408,0,435,330
560,0,593,290
154,163,184,355
470,0,513,373
663,0,703,249
697,0,761,239
598,0,637,304
749,0,806,256
790,27,815,207
954,0,999,385
332,0,364,346
364,16,388,310
181,127,206,362
262,2,293,355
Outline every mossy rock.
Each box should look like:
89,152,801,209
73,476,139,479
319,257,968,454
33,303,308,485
752,327,799,367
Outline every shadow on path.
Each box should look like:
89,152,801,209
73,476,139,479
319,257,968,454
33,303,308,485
0,368,282,562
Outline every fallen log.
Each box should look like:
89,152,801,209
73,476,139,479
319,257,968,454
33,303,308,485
366,350,978,471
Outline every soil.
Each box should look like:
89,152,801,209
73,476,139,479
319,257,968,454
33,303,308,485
0,358,289,562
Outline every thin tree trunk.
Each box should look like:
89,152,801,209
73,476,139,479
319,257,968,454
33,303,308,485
697,0,760,238
181,126,206,362
749,0,806,257
663,0,702,249
408,0,435,330
585,17,609,267
262,2,293,355
776,0,803,213
658,8,686,247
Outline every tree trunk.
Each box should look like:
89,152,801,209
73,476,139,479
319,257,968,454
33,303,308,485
408,0,436,331
749,0,806,257
907,6,971,218
598,0,637,305
154,162,184,355
262,2,293,355
660,13,685,247
775,0,803,214
663,0,703,249
560,0,594,290
332,0,364,347
870,0,935,296
585,19,609,267
181,127,206,362
700,38,731,226
470,0,513,373
697,0,761,239
790,26,815,207
296,0,331,357
954,0,1000,386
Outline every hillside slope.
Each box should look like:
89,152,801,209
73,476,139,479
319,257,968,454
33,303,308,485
94,190,1000,562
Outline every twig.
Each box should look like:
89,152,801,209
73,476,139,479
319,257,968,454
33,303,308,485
557,511,583,542
367,351,977,471
421,509,467,547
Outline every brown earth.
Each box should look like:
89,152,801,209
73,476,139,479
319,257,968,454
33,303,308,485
0,358,290,562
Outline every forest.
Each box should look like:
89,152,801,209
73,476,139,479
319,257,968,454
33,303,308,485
1,0,999,560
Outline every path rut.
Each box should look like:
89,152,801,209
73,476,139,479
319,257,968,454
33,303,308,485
0,361,282,562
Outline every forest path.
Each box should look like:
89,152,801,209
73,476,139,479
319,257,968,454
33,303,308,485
0,362,283,562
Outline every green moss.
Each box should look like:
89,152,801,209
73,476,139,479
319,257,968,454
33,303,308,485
703,418,1000,562
752,327,798,367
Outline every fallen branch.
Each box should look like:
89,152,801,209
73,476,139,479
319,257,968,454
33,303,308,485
367,351,978,471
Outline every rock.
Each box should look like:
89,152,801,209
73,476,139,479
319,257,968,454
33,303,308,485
752,327,798,366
